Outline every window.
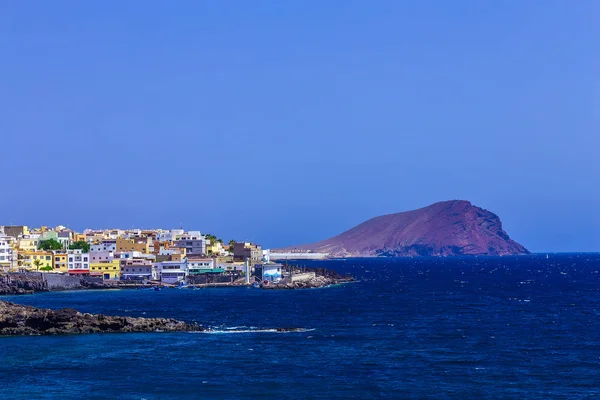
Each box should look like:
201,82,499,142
46,256,51,260
69,258,73,262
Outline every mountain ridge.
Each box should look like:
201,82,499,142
279,200,529,257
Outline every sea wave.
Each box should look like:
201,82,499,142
192,328,315,334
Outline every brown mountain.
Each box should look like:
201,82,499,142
282,200,529,257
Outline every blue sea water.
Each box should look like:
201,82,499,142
2,253,600,399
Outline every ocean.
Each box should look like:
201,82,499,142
1,253,600,399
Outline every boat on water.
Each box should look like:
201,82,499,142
252,282,260,288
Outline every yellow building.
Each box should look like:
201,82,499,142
18,251,53,271
17,237,38,252
89,259,121,279
53,252,68,273
206,241,227,256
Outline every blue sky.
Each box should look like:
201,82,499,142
1,1,598,252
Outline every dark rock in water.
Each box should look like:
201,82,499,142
278,200,529,257
0,301,205,336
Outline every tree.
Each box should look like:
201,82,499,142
204,234,217,245
228,240,237,253
32,259,43,271
38,239,63,251
40,265,53,272
69,241,91,253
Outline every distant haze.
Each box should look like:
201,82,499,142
1,2,598,252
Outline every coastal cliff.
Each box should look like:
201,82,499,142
281,200,529,257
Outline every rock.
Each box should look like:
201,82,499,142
278,200,529,257
0,301,205,336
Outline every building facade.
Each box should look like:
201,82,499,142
67,249,90,275
18,251,53,270
233,242,262,265
90,259,121,279
0,235,14,271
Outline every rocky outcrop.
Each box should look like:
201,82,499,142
0,301,205,336
262,268,354,290
280,200,529,257
0,274,46,295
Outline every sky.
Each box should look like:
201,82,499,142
1,1,598,252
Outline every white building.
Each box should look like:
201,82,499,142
89,251,115,263
67,249,90,275
0,234,14,271
90,240,117,253
187,258,216,275
154,260,187,284
121,259,153,280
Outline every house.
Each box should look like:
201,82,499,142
173,232,206,256
18,251,53,271
0,234,14,271
39,231,70,249
154,260,187,284
233,242,262,265
90,259,121,280
116,237,152,253
53,251,68,273
67,249,90,275
90,239,117,253
89,250,115,263
187,257,224,275
206,241,228,256
17,235,39,252
57,230,72,248
121,259,153,280
2,225,29,239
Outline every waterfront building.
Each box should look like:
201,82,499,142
67,249,90,275
90,259,121,280
233,242,262,265
187,257,223,275
255,263,284,283
0,234,14,271
18,251,53,271
121,259,153,280
154,260,187,284
53,251,68,272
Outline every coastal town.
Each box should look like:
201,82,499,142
0,225,337,290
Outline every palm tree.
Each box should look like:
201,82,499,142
32,259,43,271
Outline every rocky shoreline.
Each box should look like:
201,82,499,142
261,267,354,290
0,301,204,336
0,301,306,336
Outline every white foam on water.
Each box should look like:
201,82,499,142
191,328,315,334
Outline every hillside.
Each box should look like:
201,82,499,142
281,200,529,257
